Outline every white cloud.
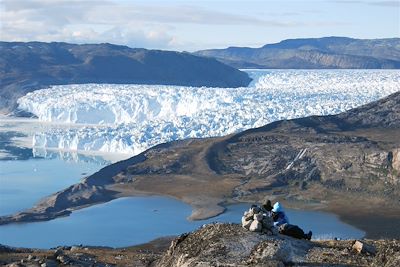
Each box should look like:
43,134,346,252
0,0,302,49
0,0,175,48
1,0,396,50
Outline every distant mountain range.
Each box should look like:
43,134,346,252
195,37,400,69
0,42,251,113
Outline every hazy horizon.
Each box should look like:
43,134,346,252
1,0,399,52
2,35,400,52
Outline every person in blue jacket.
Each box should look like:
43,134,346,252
271,202,289,227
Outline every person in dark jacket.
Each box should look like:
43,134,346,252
261,199,273,216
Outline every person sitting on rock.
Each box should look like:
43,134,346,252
271,202,289,227
261,199,273,217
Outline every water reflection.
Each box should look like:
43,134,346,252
0,131,33,161
0,152,108,216
32,147,110,165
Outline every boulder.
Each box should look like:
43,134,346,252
352,240,376,255
262,216,274,229
157,223,313,267
242,216,253,229
53,248,63,257
245,211,254,220
70,246,80,252
254,213,264,221
249,220,262,232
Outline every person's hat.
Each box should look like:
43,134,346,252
272,202,283,213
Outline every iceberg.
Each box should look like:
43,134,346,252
17,70,400,155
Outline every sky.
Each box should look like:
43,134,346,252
0,0,399,51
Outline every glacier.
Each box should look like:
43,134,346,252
17,69,400,155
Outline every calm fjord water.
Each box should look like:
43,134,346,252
0,151,364,248
0,195,364,248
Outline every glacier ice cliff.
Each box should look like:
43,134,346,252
17,70,400,155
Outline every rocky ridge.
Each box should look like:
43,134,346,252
195,37,400,69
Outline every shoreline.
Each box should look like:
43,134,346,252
1,167,398,240
0,196,366,251
0,151,398,240
0,178,398,253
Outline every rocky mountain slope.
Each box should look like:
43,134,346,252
1,223,399,266
1,91,399,238
195,37,400,69
0,42,251,112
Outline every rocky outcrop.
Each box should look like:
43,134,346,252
195,37,400,69
157,223,311,267
0,238,172,267
157,223,400,267
0,42,251,112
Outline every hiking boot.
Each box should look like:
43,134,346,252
306,231,312,240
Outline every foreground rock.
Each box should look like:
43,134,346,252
0,42,251,112
1,92,399,239
157,223,400,267
1,223,399,266
0,236,173,267
353,240,377,255
157,223,313,266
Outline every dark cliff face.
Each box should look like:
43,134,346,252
195,37,400,69
0,42,251,112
